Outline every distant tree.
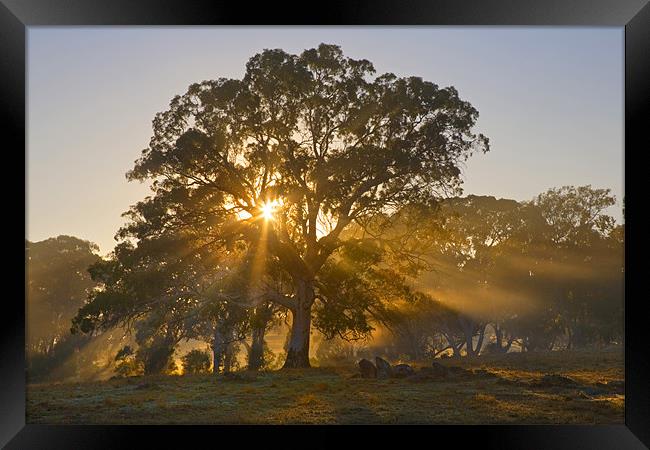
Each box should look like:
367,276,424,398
72,43,488,368
246,301,278,370
407,189,623,355
382,297,461,360
531,185,622,349
134,321,180,375
532,185,616,248
181,349,212,374
72,233,254,375
26,236,101,380
314,335,371,366
413,196,534,356
26,236,100,356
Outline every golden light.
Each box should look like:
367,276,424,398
236,210,253,221
260,200,279,221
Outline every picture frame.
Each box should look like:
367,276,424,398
3,0,648,447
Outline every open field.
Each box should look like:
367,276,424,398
27,348,623,425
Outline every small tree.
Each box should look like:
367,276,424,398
181,349,212,374
114,345,144,377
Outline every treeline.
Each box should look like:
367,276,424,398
288,186,624,365
27,185,623,380
26,236,125,381
381,186,623,361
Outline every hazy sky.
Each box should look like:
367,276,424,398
27,27,624,255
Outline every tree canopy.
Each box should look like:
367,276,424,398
71,43,489,368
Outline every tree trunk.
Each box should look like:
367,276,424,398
212,326,226,375
459,316,480,357
248,325,266,371
282,280,314,369
223,342,236,373
495,324,503,350
442,332,463,357
474,324,487,356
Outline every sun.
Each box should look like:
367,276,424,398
260,200,279,221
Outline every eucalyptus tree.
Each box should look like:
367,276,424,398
531,185,622,348
73,43,488,368
27,236,100,357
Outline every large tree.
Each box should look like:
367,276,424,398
73,43,488,368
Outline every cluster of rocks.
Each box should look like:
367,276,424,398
357,357,487,381
358,357,415,379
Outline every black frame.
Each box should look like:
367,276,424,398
3,1,648,448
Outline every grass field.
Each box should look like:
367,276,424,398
27,347,624,424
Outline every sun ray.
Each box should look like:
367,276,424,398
260,200,280,221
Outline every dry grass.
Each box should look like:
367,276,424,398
26,347,623,425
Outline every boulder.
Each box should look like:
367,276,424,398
375,357,393,379
359,358,377,378
393,364,415,378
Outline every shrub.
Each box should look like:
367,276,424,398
182,349,212,375
114,345,144,377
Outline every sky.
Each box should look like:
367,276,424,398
27,27,624,255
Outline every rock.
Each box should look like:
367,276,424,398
393,364,415,378
358,358,377,378
375,357,393,379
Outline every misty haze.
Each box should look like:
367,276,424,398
26,29,624,425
